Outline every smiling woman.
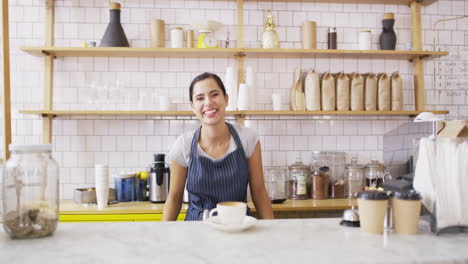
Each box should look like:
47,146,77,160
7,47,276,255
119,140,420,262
162,72,274,221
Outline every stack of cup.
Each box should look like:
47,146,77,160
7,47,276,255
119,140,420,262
357,191,389,234
95,164,109,210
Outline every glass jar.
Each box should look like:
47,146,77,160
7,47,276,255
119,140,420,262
364,160,391,189
288,157,310,200
264,167,288,203
311,166,330,199
345,157,365,198
2,144,59,239
328,152,346,198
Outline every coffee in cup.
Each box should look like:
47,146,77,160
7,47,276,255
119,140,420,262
391,190,422,234
357,191,389,234
209,201,247,225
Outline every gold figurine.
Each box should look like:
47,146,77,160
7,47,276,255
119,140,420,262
261,11,280,49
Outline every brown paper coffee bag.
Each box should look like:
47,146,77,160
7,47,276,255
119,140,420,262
290,67,305,111
321,72,336,111
350,72,364,111
365,73,378,111
336,72,350,111
391,72,403,111
305,69,321,111
378,73,391,111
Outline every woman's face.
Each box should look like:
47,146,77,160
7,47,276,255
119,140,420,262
190,78,229,126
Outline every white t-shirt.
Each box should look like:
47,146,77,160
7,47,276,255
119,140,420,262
168,123,259,168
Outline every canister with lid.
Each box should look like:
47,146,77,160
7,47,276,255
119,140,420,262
171,27,184,48
288,157,310,200
364,160,391,189
328,151,346,198
345,157,365,198
2,144,59,239
311,166,330,199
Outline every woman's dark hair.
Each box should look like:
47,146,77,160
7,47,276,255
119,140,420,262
189,72,226,102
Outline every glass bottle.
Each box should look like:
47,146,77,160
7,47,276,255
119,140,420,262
2,144,59,239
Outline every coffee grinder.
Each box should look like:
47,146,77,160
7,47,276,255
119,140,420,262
149,154,170,203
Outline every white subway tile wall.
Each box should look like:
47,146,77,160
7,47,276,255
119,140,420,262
6,0,467,198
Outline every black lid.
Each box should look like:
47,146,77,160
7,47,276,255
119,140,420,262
356,191,389,200
390,190,422,200
154,154,165,162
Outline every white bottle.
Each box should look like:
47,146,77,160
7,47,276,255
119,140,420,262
171,27,184,48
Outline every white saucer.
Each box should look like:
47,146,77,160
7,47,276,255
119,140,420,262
205,216,257,232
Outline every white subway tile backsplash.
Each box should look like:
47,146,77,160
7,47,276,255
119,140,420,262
10,0,465,198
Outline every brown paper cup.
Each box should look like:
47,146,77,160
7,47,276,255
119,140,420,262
150,20,165,48
392,198,422,234
357,199,387,234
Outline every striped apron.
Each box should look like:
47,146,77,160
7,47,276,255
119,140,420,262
185,123,250,221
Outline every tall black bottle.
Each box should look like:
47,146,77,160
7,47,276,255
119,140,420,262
379,13,396,50
100,2,130,47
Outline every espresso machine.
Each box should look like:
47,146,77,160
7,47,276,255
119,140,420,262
149,154,170,203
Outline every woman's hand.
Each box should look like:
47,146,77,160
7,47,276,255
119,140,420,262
162,160,188,221
248,142,274,219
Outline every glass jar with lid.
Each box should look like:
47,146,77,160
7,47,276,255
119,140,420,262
345,157,365,198
2,144,59,239
364,160,391,189
288,156,310,200
327,152,346,198
264,167,288,203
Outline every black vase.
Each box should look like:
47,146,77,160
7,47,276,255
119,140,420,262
100,3,130,47
379,19,396,50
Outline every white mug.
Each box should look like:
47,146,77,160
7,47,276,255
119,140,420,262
209,201,247,225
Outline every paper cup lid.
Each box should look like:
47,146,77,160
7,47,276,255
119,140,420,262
357,191,388,200
390,190,422,200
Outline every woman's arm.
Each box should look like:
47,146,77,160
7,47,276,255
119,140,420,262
162,160,188,221
248,142,274,219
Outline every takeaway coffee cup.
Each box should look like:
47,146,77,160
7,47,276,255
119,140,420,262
209,201,247,225
357,191,389,234
391,190,422,234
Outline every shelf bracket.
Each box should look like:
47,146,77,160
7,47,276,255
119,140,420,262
234,52,246,57
41,113,56,119
235,114,246,126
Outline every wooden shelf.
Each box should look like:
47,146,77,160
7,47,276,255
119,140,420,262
273,0,437,6
19,110,449,117
20,47,244,58
20,47,448,60
243,49,448,60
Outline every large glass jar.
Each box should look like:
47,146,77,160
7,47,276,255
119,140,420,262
288,157,310,200
345,157,365,198
264,167,288,203
328,152,346,198
2,144,59,239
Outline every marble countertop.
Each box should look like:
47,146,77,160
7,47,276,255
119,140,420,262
1,218,467,264
60,199,356,214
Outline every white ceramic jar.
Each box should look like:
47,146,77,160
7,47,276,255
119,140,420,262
171,27,184,48
358,30,371,50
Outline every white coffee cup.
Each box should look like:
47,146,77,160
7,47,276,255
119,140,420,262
271,93,281,111
209,201,247,225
